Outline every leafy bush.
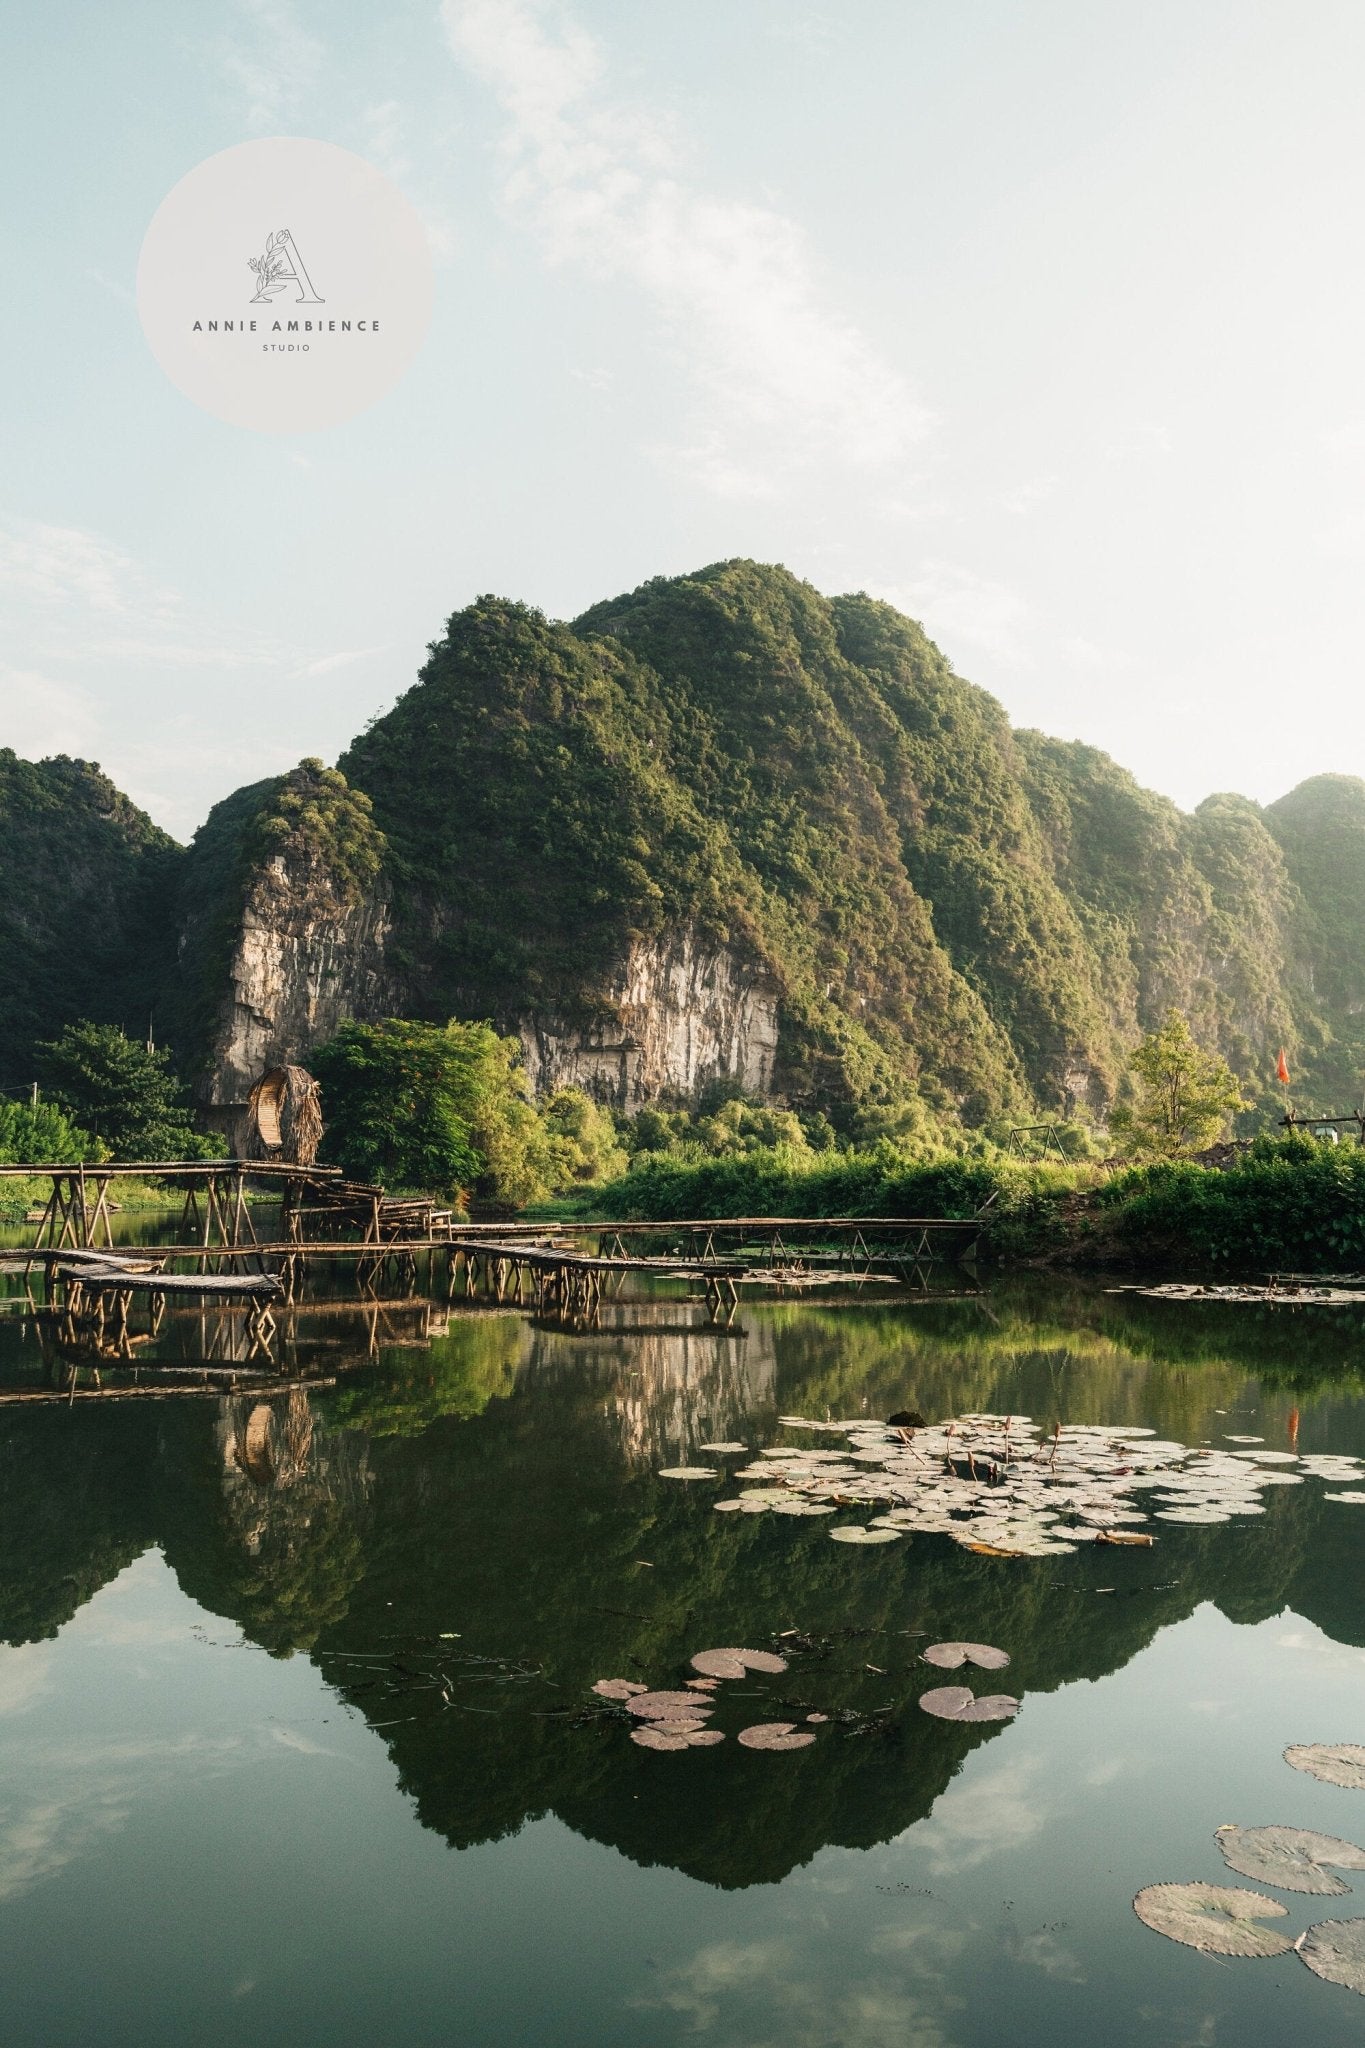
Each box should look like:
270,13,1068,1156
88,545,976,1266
0,1099,98,1165
312,1018,554,1206
1100,1135,1365,1268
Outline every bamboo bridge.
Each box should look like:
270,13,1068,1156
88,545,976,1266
0,1159,985,1358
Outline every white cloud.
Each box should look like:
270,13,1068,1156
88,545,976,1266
215,0,325,133
0,520,175,620
902,1756,1048,1877
292,645,387,679
630,1937,961,2048
0,666,102,761
0,1645,53,1719
360,99,458,264
1103,422,1172,461
875,560,1035,669
441,0,929,496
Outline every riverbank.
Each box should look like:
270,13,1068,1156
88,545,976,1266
548,1136,1365,1277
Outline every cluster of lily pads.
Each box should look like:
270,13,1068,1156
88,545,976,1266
592,1638,1020,1750
592,1645,822,1752
658,1413,1365,1556
1133,1742,1365,1997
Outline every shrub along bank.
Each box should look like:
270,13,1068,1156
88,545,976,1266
586,1135,1365,1275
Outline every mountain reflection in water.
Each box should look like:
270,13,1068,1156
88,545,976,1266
3,1278,1363,1896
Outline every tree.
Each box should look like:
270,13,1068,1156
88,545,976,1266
311,1018,553,1204
540,1088,628,1186
1109,1011,1248,1158
35,1022,215,1158
0,1099,98,1165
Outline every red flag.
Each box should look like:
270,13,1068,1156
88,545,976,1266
1276,1047,1291,1084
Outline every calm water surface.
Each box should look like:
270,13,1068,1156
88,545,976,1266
2,1263,1364,2047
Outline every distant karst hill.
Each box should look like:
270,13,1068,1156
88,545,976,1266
3,560,1362,1134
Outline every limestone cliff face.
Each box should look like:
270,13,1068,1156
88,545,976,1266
516,931,781,1111
198,847,397,1112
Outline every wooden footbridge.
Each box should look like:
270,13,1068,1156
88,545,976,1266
0,1159,984,1333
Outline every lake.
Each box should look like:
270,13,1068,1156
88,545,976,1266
2,1267,1364,2047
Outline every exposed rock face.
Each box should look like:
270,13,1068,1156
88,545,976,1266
201,847,397,1115
517,932,781,1111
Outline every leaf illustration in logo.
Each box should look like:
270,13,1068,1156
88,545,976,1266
266,231,275,252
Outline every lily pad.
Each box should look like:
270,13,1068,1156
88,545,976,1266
922,1642,1010,1671
631,1726,690,1751
1215,1825,1365,1895
657,1467,720,1480
918,1686,974,1719
628,1691,715,1720
698,1443,747,1454
1297,1916,1365,1994
591,1678,647,1700
1324,1491,1365,1504
691,1647,787,1678
1131,1882,1293,1956
829,1525,902,1544
1285,1744,1365,1791
957,1694,1020,1722
737,1721,817,1751
712,1499,746,1512
685,1728,726,1747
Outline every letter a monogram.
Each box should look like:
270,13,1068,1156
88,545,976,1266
247,228,324,305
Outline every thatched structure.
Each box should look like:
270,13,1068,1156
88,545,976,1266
237,1064,324,1166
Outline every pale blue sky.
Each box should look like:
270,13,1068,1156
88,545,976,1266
4,0,1365,837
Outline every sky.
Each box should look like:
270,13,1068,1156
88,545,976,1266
4,0,1365,840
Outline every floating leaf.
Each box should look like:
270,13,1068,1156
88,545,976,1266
685,1678,720,1692
806,1712,829,1724
627,1691,714,1720
657,1466,719,1480
957,1694,1020,1721
1132,1882,1293,1956
649,1717,708,1736
1215,1825,1365,1895
919,1686,974,1719
1285,1744,1365,1791
631,1726,690,1751
691,1648,787,1678
591,1678,647,1700
922,1642,1010,1671
698,1442,747,1453
829,1525,901,1544
1297,1916,1365,1994
685,1728,726,1747
737,1721,817,1751
1324,1491,1365,1505
713,1499,746,1512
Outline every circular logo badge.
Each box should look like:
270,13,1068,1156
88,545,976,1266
137,137,433,432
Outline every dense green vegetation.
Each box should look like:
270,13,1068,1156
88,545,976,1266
35,1022,218,1159
0,751,180,1088
1098,1135,1365,1270
312,1017,560,1205
7,563,1365,1164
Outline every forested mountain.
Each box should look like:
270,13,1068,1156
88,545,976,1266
2,561,1362,1132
